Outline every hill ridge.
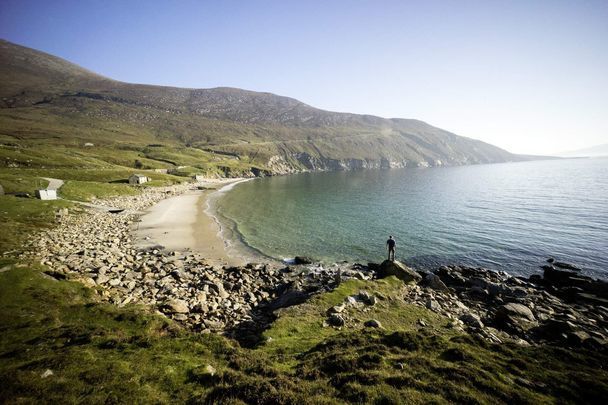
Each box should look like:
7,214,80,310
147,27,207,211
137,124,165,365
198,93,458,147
0,39,533,175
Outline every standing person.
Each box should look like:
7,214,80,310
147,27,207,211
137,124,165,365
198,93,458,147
386,235,396,261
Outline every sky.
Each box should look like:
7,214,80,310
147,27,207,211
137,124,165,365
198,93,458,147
0,0,607,155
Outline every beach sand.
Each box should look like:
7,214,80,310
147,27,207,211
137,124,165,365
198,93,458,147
134,179,249,267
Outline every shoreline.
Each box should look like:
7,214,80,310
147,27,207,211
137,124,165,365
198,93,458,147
18,178,608,347
134,178,262,267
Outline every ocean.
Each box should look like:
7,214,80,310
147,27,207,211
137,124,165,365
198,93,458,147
210,158,608,278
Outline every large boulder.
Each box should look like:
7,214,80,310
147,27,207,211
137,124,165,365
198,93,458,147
165,299,189,314
423,273,449,292
494,303,537,331
294,256,313,265
377,260,422,284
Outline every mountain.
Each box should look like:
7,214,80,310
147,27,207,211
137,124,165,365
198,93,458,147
0,39,532,175
558,143,608,158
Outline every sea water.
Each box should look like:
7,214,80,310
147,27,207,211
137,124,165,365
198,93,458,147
211,158,608,278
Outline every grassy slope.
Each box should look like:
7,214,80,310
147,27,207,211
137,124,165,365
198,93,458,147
1,264,606,404
0,196,73,253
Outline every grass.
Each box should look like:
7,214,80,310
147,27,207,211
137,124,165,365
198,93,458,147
0,196,73,254
1,263,607,404
59,180,139,202
259,278,449,364
0,172,49,195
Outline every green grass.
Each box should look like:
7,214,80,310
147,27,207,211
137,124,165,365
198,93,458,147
0,265,233,403
0,172,49,194
59,180,139,202
260,278,449,364
0,196,73,254
1,264,606,404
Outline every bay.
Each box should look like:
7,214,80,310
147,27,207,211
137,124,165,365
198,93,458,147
212,158,608,278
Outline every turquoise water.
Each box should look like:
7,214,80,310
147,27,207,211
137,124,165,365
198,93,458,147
213,158,608,278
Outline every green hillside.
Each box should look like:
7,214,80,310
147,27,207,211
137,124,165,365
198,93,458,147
0,38,530,182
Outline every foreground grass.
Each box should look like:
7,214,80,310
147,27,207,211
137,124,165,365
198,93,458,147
1,263,607,404
0,196,73,254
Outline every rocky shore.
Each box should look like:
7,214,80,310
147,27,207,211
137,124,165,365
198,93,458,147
21,184,608,349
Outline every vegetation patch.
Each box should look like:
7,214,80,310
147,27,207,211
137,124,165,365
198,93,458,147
0,196,73,253
59,180,139,202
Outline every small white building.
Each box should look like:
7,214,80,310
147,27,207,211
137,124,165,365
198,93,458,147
84,142,94,147
36,189,58,200
129,174,149,185
193,174,206,181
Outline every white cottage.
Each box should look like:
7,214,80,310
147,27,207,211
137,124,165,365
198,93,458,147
36,189,58,200
129,174,149,185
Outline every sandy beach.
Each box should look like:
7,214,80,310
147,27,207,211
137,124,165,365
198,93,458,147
134,179,252,267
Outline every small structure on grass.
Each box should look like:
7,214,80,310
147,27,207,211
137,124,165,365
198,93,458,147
35,189,58,200
129,174,150,185
193,174,206,181
84,142,95,147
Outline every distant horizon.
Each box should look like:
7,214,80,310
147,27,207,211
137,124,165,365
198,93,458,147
1,0,606,155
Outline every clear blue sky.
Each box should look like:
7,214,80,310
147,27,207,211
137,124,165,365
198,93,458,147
1,0,607,154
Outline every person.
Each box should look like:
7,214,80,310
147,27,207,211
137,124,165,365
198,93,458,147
386,235,396,261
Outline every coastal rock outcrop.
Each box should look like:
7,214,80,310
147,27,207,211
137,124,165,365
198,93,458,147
376,260,422,284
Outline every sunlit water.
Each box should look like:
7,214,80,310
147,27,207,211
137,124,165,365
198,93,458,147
211,158,608,278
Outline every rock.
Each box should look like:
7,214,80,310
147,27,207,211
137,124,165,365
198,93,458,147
41,369,54,378
583,337,607,350
423,273,449,292
495,303,537,331
204,319,224,330
358,290,376,305
568,331,590,346
498,303,535,321
211,282,230,299
327,313,345,327
553,261,582,271
294,256,313,265
165,299,189,314
364,319,382,328
269,289,308,311
204,364,216,376
460,313,484,329
377,260,422,284
426,299,441,311
328,304,346,314
96,274,110,284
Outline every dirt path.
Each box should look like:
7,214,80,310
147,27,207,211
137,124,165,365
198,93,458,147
42,177,64,190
